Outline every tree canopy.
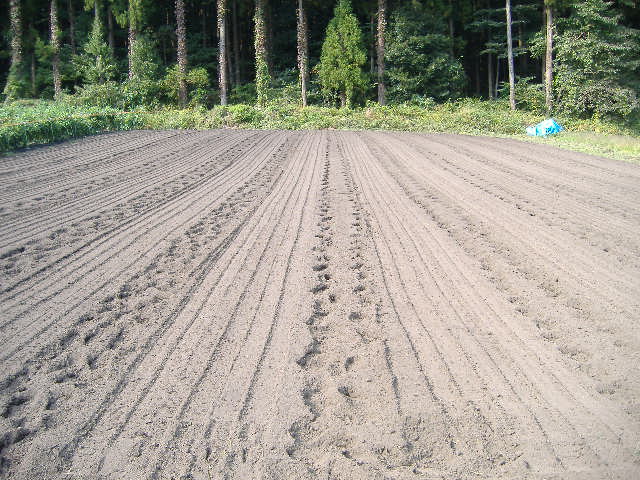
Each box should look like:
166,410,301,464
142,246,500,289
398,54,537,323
1,0,638,119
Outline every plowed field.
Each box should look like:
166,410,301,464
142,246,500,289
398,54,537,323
1,130,639,479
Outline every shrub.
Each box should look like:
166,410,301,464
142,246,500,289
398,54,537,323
511,77,546,114
230,83,257,104
162,65,210,106
70,82,124,108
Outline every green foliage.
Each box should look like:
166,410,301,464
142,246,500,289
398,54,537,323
33,36,56,98
512,77,546,113
129,34,160,81
2,100,638,162
386,5,466,103
75,13,117,85
67,81,124,108
471,1,538,58
2,66,28,101
123,35,162,108
3,0,25,101
554,0,640,118
255,57,270,106
523,131,640,163
317,0,367,108
0,101,144,153
230,83,257,104
162,65,210,106
269,69,303,105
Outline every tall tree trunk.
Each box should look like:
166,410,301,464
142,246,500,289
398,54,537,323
296,0,308,107
10,0,22,70
505,0,516,110
254,0,269,105
448,0,454,56
218,0,228,105
540,5,545,81
202,6,207,49
226,18,233,88
518,21,526,72
474,54,480,95
232,0,240,85
176,0,188,106
107,4,115,55
377,0,386,105
495,56,500,99
487,52,493,99
4,0,23,100
128,0,137,79
68,0,76,54
162,9,169,65
128,2,135,79
265,1,273,77
31,53,36,97
544,1,553,112
370,15,375,75
50,0,62,97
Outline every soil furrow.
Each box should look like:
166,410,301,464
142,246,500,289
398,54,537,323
0,133,287,363
1,130,638,479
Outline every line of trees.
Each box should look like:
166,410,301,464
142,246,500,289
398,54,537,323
1,0,639,118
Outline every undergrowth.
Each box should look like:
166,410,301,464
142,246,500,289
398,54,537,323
1,99,638,161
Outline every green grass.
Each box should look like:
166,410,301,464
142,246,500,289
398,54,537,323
518,131,640,163
1,99,638,162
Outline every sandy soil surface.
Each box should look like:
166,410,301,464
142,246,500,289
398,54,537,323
1,130,639,479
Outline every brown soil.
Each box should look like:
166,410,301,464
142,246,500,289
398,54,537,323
1,130,639,479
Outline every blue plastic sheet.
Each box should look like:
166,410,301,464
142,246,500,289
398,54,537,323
526,118,563,137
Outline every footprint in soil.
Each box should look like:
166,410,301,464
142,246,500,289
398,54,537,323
344,356,355,371
337,386,352,398
311,283,328,295
2,395,30,419
45,392,58,411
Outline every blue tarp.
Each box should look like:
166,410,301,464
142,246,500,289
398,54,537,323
526,118,563,137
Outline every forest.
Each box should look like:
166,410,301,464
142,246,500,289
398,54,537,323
1,0,639,154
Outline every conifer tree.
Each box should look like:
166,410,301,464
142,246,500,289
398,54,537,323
318,0,366,108
387,3,465,102
77,4,116,84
